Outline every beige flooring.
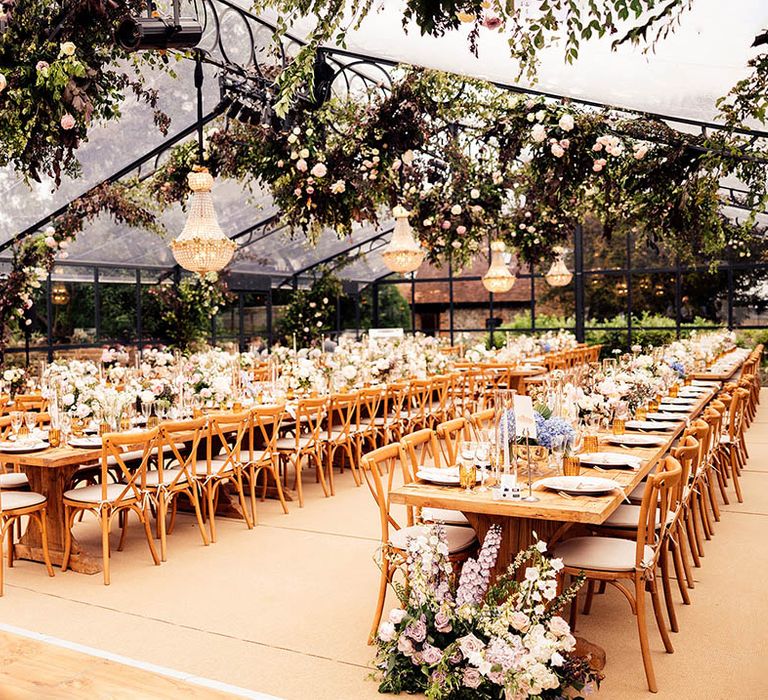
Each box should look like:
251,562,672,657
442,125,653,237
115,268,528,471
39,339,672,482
1,397,768,699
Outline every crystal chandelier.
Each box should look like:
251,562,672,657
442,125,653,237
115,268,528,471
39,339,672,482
51,283,70,305
482,240,516,293
170,168,236,274
545,247,573,287
382,205,425,274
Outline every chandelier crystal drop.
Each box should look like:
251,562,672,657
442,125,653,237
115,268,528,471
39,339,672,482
545,247,573,287
482,240,516,293
381,205,425,274
170,168,236,274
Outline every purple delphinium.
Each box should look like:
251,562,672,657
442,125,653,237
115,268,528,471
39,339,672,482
456,525,503,606
669,360,686,378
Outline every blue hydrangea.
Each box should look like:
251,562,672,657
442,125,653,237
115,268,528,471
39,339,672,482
669,360,686,378
500,410,574,449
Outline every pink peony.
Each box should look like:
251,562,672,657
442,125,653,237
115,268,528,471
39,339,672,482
60,113,75,130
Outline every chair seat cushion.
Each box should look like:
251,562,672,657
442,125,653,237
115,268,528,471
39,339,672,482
553,536,653,572
421,507,470,526
600,504,674,529
275,436,317,451
0,490,45,510
144,469,187,487
193,458,233,476
243,450,270,466
0,472,29,489
63,483,135,504
390,524,476,554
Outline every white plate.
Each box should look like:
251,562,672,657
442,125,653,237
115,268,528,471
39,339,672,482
657,404,692,413
417,467,479,485
0,441,49,453
536,475,621,495
68,437,102,449
692,380,720,387
605,434,666,447
660,398,698,405
645,412,684,422
626,420,676,431
578,452,642,469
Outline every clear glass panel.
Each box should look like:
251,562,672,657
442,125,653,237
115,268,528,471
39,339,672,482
534,277,575,329
99,283,137,343
734,267,768,327
681,269,727,326
585,271,627,323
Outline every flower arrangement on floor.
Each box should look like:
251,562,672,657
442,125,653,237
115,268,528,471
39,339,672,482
374,525,601,699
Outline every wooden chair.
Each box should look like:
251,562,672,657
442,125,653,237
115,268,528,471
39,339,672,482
62,428,161,585
244,404,288,523
378,381,409,443
400,430,472,529
354,387,384,466
275,397,328,508
435,417,470,465
325,392,360,491
468,408,495,438
553,457,682,693
360,443,476,643
193,411,254,542
0,488,55,595
150,417,209,561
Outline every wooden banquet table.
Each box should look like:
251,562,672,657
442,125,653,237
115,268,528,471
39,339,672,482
390,387,716,580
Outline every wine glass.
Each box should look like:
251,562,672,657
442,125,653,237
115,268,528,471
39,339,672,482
550,434,566,470
141,399,154,423
24,411,38,435
10,411,23,440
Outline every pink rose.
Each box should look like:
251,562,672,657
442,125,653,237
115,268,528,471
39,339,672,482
441,220,451,230
36,61,50,74
434,610,452,633
421,643,442,665
60,113,75,130
463,668,482,689
296,158,308,172
456,225,467,235
397,636,414,656
482,15,503,30
389,608,407,624
405,617,427,643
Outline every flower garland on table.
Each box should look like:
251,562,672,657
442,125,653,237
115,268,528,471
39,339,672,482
374,525,601,698
0,0,170,183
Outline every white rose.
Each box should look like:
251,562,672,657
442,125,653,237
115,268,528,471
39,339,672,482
299,148,310,159
450,204,462,215
558,113,574,131
531,124,546,142
341,365,357,380
287,134,297,144
378,621,396,642
470,188,480,199
0,73,6,93
139,390,155,404
535,109,546,121
59,41,76,57
550,143,565,158
62,393,75,406
402,150,414,165
310,162,327,178
3,370,14,381
296,159,308,172
388,608,406,624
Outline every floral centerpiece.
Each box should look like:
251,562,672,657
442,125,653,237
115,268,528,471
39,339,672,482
374,525,601,698
2,366,28,399
100,345,130,367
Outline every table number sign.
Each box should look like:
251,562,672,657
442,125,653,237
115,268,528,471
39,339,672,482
513,394,537,441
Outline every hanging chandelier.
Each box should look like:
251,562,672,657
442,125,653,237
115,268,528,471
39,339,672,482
170,168,236,274
544,247,573,287
482,240,516,293
382,205,424,274
51,283,70,305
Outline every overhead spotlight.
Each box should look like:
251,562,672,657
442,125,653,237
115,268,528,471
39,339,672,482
116,2,202,51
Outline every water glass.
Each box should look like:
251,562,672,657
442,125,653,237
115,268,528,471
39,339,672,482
24,411,37,434
475,440,491,492
59,413,72,445
459,441,477,492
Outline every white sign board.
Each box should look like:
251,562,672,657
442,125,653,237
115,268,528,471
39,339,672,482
369,328,404,347
513,395,537,441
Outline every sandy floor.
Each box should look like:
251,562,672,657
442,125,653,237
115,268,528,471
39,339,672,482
1,394,768,699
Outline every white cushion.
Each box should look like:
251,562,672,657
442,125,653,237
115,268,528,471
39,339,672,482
390,524,476,554
0,490,45,511
243,450,270,465
629,482,646,501
275,436,317,451
422,507,470,526
0,472,29,489
107,448,144,466
144,469,187,486
553,536,653,572
63,483,136,504
193,458,233,476
600,504,674,529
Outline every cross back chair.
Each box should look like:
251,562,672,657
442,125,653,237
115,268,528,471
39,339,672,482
275,396,328,508
245,404,288,524
435,417,470,465
0,486,55,595
360,443,476,644
405,379,433,433
194,411,254,542
325,392,360,491
400,429,472,530
355,387,384,466
150,417,209,561
62,427,161,585
554,457,683,693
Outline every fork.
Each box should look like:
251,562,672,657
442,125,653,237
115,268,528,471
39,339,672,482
557,490,575,500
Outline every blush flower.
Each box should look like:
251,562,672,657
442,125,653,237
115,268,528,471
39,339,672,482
310,162,327,177
558,113,575,131
60,113,76,130
295,159,308,172
531,124,546,142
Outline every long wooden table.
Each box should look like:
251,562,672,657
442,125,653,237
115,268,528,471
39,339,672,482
390,387,716,579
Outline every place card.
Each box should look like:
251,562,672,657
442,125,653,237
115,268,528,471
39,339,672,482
513,394,537,441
